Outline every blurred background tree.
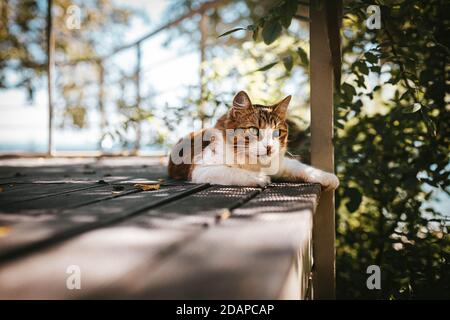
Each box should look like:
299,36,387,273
334,0,449,299
0,0,138,100
0,0,147,150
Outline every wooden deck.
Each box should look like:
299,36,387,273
0,157,321,299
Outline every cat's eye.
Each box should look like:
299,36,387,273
272,130,280,138
248,127,259,136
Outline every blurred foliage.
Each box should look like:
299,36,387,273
335,0,449,299
222,0,449,299
0,0,145,147
0,0,136,93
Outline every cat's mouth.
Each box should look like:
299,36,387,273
255,154,273,163
256,150,277,158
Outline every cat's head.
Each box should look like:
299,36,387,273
224,91,291,164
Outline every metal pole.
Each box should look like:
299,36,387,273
46,0,54,156
199,11,207,129
133,42,142,154
97,60,107,151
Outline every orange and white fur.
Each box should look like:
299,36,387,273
168,91,339,190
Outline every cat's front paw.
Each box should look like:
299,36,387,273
244,172,271,187
320,173,339,191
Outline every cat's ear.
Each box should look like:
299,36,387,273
231,91,253,116
273,95,291,119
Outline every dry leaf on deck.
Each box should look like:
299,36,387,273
134,183,160,191
0,226,11,237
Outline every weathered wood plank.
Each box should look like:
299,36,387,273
0,178,181,217
0,174,172,209
0,159,95,179
0,183,209,262
0,167,167,184
0,185,261,299
0,183,105,207
0,157,168,184
105,183,321,299
0,183,40,194
0,184,139,223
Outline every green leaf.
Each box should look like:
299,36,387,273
336,119,347,130
354,100,363,110
355,74,366,88
283,55,293,71
279,0,298,28
370,65,381,73
294,15,311,22
218,27,246,38
427,120,437,137
344,187,362,213
255,61,278,72
341,82,357,101
262,20,282,45
297,47,309,66
335,188,342,209
356,61,369,75
402,103,422,113
399,90,412,101
246,24,255,31
252,26,259,41
364,52,378,64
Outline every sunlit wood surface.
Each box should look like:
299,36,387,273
0,157,320,299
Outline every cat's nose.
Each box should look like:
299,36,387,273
266,145,272,156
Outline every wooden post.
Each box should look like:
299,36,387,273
46,0,54,156
198,11,207,129
97,60,107,151
133,42,142,154
310,2,336,299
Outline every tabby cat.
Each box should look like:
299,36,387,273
168,91,339,190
